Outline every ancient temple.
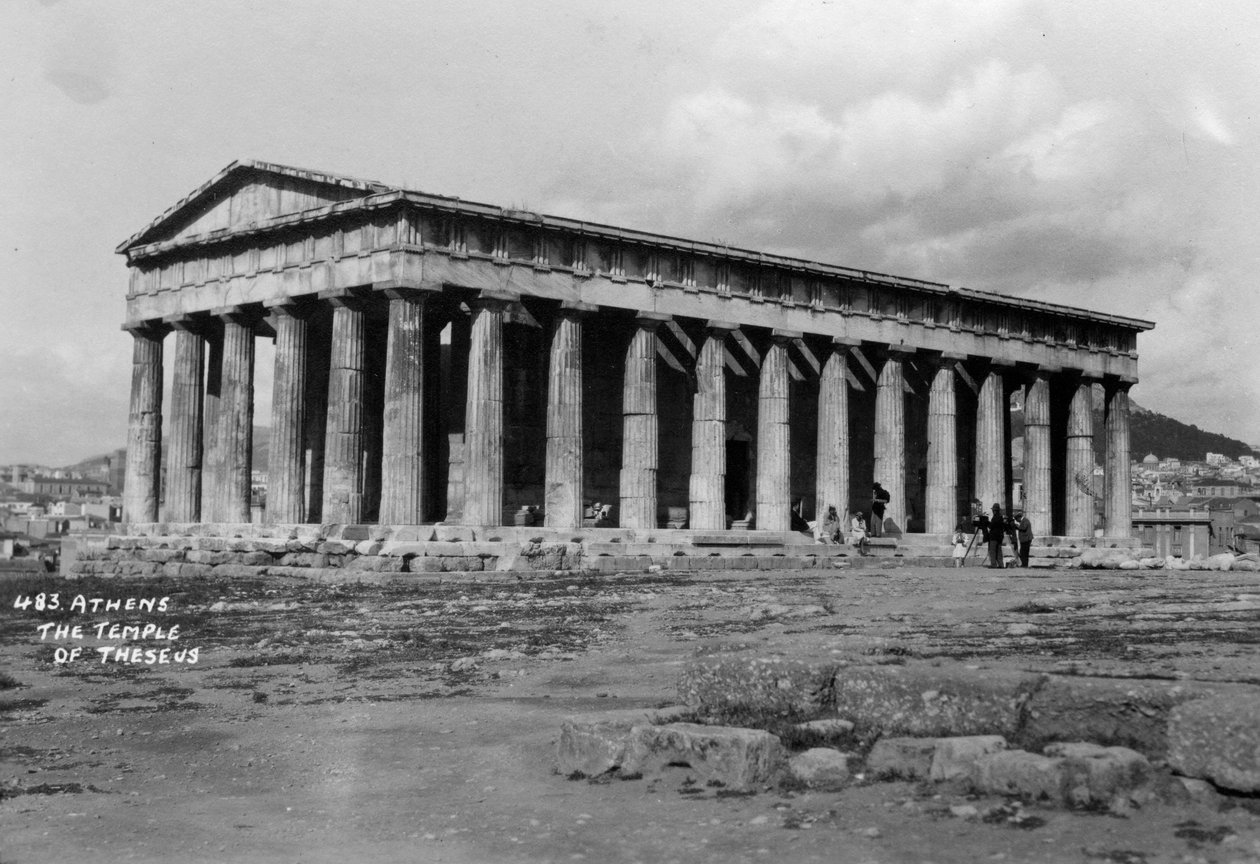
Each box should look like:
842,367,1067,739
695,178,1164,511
118,160,1153,539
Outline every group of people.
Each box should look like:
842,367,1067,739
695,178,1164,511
952,501,1033,568
814,482,893,556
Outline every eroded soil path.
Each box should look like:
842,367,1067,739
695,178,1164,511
3,566,1260,863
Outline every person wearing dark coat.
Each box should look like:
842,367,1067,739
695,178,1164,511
1013,509,1033,567
987,503,1006,568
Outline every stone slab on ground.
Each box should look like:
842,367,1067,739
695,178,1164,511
865,736,940,780
621,722,786,791
832,663,1044,737
1019,676,1222,758
677,655,840,723
787,748,852,791
1044,742,1153,806
1167,694,1260,792
556,706,694,776
930,735,1008,781
970,750,1067,803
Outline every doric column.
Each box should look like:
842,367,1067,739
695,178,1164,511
755,330,794,532
1023,368,1054,538
380,290,429,525
122,325,165,524
1065,374,1095,537
1104,378,1133,538
266,303,308,523
201,331,223,520
689,322,736,530
544,303,588,529
620,313,666,530
874,347,910,533
163,322,203,522
815,338,855,525
925,353,961,534
218,313,255,523
462,294,508,526
322,297,366,524
974,365,1007,512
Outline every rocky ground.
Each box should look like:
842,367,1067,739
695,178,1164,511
3,564,1260,863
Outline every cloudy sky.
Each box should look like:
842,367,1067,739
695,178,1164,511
2,0,1257,465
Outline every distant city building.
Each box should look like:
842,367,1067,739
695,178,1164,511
1240,455,1259,469
1189,478,1254,498
20,476,111,498
1206,452,1228,466
1132,507,1212,559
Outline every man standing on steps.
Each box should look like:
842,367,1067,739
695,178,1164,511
871,482,890,538
1013,509,1033,568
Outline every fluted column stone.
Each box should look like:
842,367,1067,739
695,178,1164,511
544,305,587,529
216,315,255,523
814,339,854,525
974,366,1007,512
619,314,666,529
925,354,961,534
874,348,909,533
755,331,794,532
1024,369,1054,538
689,323,735,530
322,299,366,524
201,332,224,520
123,326,164,524
462,296,507,526
266,304,308,523
164,324,203,522
1065,376,1096,537
1104,379,1133,538
380,291,429,524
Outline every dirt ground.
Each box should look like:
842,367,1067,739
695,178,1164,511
3,563,1260,864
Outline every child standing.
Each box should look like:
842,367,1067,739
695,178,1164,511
951,526,968,567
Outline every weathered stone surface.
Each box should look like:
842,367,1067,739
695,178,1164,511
930,735,1008,781
1167,694,1260,792
621,723,785,791
1044,742,1153,806
866,736,939,780
790,718,856,747
970,750,1066,802
787,748,852,790
678,656,839,723
1079,547,1138,569
1020,676,1204,757
832,664,1044,737
556,708,687,777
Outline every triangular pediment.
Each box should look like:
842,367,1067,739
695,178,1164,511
117,160,396,253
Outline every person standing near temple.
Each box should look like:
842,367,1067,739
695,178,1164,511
1013,509,1033,567
870,482,890,538
987,502,1007,569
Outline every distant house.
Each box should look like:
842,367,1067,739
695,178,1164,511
1189,478,1254,498
1132,507,1212,559
19,476,111,498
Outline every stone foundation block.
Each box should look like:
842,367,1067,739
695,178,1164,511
279,552,328,568
239,551,273,566
787,748,852,790
678,656,840,723
141,549,184,563
353,540,385,556
866,736,940,780
833,664,1044,737
1044,742,1153,806
186,550,233,566
316,541,352,555
1167,694,1260,792
969,750,1066,802
211,564,268,579
409,557,446,573
930,735,1008,781
789,718,856,747
621,723,785,791
344,556,407,573
1019,676,1206,757
557,707,692,776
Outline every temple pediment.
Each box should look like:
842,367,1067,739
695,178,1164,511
117,160,393,254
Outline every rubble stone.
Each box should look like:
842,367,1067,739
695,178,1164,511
621,723,785,791
787,748,852,790
866,736,939,780
970,750,1066,802
1167,694,1260,792
930,735,1007,781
